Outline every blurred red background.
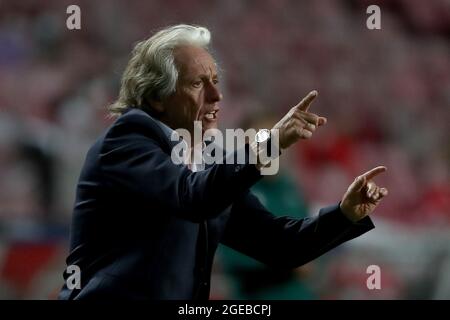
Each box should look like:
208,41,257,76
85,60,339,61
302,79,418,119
0,0,449,299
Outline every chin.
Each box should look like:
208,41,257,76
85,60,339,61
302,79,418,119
202,122,218,132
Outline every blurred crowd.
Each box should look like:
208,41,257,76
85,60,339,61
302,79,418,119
0,0,449,299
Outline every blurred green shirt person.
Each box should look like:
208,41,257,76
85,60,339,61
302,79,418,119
218,171,317,299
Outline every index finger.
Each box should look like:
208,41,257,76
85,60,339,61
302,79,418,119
295,90,318,112
361,166,387,180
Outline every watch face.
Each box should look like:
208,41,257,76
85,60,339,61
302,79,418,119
256,129,270,143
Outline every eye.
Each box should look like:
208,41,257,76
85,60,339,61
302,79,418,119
212,78,219,85
192,81,202,88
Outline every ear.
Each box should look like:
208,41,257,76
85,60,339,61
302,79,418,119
148,96,165,113
150,100,164,113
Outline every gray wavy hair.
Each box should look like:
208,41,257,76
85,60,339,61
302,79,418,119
108,24,211,116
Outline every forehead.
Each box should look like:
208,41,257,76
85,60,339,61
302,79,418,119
173,45,217,78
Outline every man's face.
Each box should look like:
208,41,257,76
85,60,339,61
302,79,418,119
160,45,222,136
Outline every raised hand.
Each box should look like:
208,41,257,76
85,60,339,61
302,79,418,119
272,90,327,150
340,166,389,222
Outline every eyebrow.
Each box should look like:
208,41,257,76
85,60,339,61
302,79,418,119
186,70,218,82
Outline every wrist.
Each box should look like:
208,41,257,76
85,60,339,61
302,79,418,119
271,129,286,150
252,129,282,170
339,202,358,223
249,141,265,170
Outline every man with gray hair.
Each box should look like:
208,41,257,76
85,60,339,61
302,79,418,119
59,24,388,300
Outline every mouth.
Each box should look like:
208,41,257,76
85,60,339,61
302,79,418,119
203,109,219,122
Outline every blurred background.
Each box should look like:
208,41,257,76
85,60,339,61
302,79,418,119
0,0,449,299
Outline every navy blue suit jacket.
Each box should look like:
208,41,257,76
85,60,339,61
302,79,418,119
59,108,374,300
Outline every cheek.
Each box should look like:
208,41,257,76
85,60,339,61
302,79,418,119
171,87,204,123
184,91,203,117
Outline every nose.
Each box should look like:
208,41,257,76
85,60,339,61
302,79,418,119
206,81,222,103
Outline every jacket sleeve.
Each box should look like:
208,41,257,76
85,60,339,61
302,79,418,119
98,120,262,222
220,191,375,269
